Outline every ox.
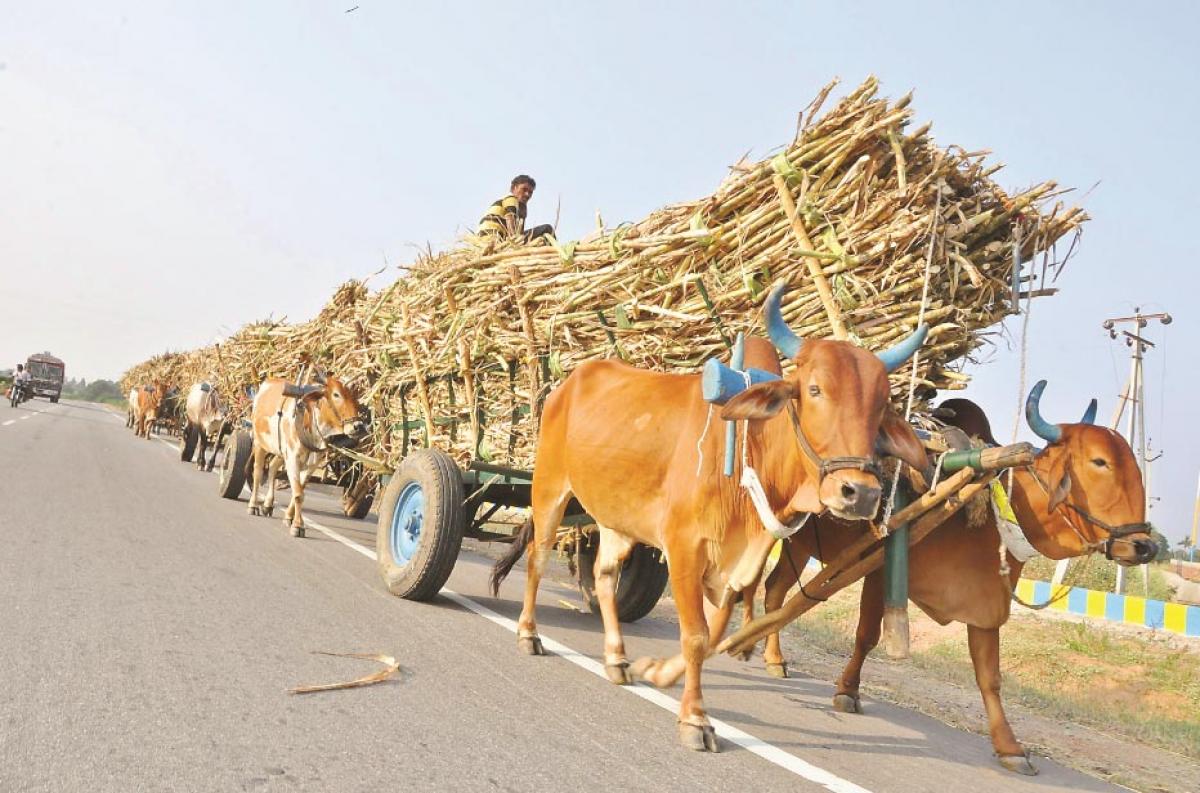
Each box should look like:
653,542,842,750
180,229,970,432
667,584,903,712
184,382,229,471
490,285,929,751
155,386,183,436
753,381,1156,774
131,385,163,439
247,374,366,537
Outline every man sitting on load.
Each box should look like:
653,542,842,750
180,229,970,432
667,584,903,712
477,174,554,242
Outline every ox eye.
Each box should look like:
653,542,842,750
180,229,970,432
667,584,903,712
808,385,821,397
1091,458,1107,468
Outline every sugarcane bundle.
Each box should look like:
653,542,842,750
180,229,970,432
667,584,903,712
121,77,1085,472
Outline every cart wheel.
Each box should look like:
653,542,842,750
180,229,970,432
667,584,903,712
218,430,253,500
50,396,59,404
180,424,198,462
376,449,465,601
577,539,669,623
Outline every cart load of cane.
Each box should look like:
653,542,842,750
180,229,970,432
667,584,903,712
120,76,1085,479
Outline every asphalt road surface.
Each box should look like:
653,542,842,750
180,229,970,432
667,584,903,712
0,400,1125,792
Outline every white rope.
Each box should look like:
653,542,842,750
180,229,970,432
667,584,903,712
694,403,715,477
928,450,950,491
1010,220,1039,443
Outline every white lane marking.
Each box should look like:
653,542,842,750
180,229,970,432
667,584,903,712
2,420,14,426
303,517,871,793
21,415,31,420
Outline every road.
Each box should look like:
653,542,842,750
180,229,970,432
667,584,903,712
0,400,1123,793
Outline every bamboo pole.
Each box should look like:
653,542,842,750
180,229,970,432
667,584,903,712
772,172,849,339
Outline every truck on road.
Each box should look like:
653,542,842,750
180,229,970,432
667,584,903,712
25,352,65,403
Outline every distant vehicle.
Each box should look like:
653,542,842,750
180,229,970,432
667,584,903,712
25,352,65,403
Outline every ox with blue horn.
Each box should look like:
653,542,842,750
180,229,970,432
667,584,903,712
1023,378,1157,564
489,280,934,753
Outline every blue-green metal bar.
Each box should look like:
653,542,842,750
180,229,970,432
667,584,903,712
883,485,911,610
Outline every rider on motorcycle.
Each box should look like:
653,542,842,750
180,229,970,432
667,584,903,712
11,365,32,404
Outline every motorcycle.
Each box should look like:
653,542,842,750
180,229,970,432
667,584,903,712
9,381,30,408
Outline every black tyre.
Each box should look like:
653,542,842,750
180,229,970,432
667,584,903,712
376,449,465,601
218,430,253,500
577,538,669,623
50,396,59,404
180,423,198,462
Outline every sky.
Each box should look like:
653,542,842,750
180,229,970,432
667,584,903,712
2,2,1197,542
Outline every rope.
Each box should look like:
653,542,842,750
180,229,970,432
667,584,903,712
1010,221,1040,443
694,403,716,477
1003,545,1097,610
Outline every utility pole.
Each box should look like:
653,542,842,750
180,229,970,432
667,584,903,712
1103,308,1171,593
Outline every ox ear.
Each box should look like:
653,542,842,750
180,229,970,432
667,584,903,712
720,380,799,421
877,411,932,483
1044,450,1074,512
302,388,327,402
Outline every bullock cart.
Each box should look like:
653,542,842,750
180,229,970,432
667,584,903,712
327,408,673,618
215,414,383,520
117,77,1084,627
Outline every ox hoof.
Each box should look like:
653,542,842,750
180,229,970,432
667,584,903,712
997,752,1038,776
733,647,754,662
290,525,305,538
678,722,719,753
765,662,789,679
261,506,274,518
517,635,545,656
630,656,669,687
604,662,632,686
832,693,862,714
248,506,261,517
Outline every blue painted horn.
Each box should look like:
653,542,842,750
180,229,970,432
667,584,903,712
876,324,930,374
764,284,801,359
701,359,781,405
764,283,928,372
1080,399,1098,425
1025,379,1062,443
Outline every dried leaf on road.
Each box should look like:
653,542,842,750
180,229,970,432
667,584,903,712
288,651,401,695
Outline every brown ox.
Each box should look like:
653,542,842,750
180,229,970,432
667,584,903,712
131,384,163,439
247,375,366,537
185,382,229,471
755,381,1155,774
491,285,929,751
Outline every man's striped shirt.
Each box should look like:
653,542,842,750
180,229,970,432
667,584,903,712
478,195,526,237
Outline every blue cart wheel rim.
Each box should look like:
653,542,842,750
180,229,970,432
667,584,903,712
390,481,425,566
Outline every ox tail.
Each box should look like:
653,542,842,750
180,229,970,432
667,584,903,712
489,518,534,596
